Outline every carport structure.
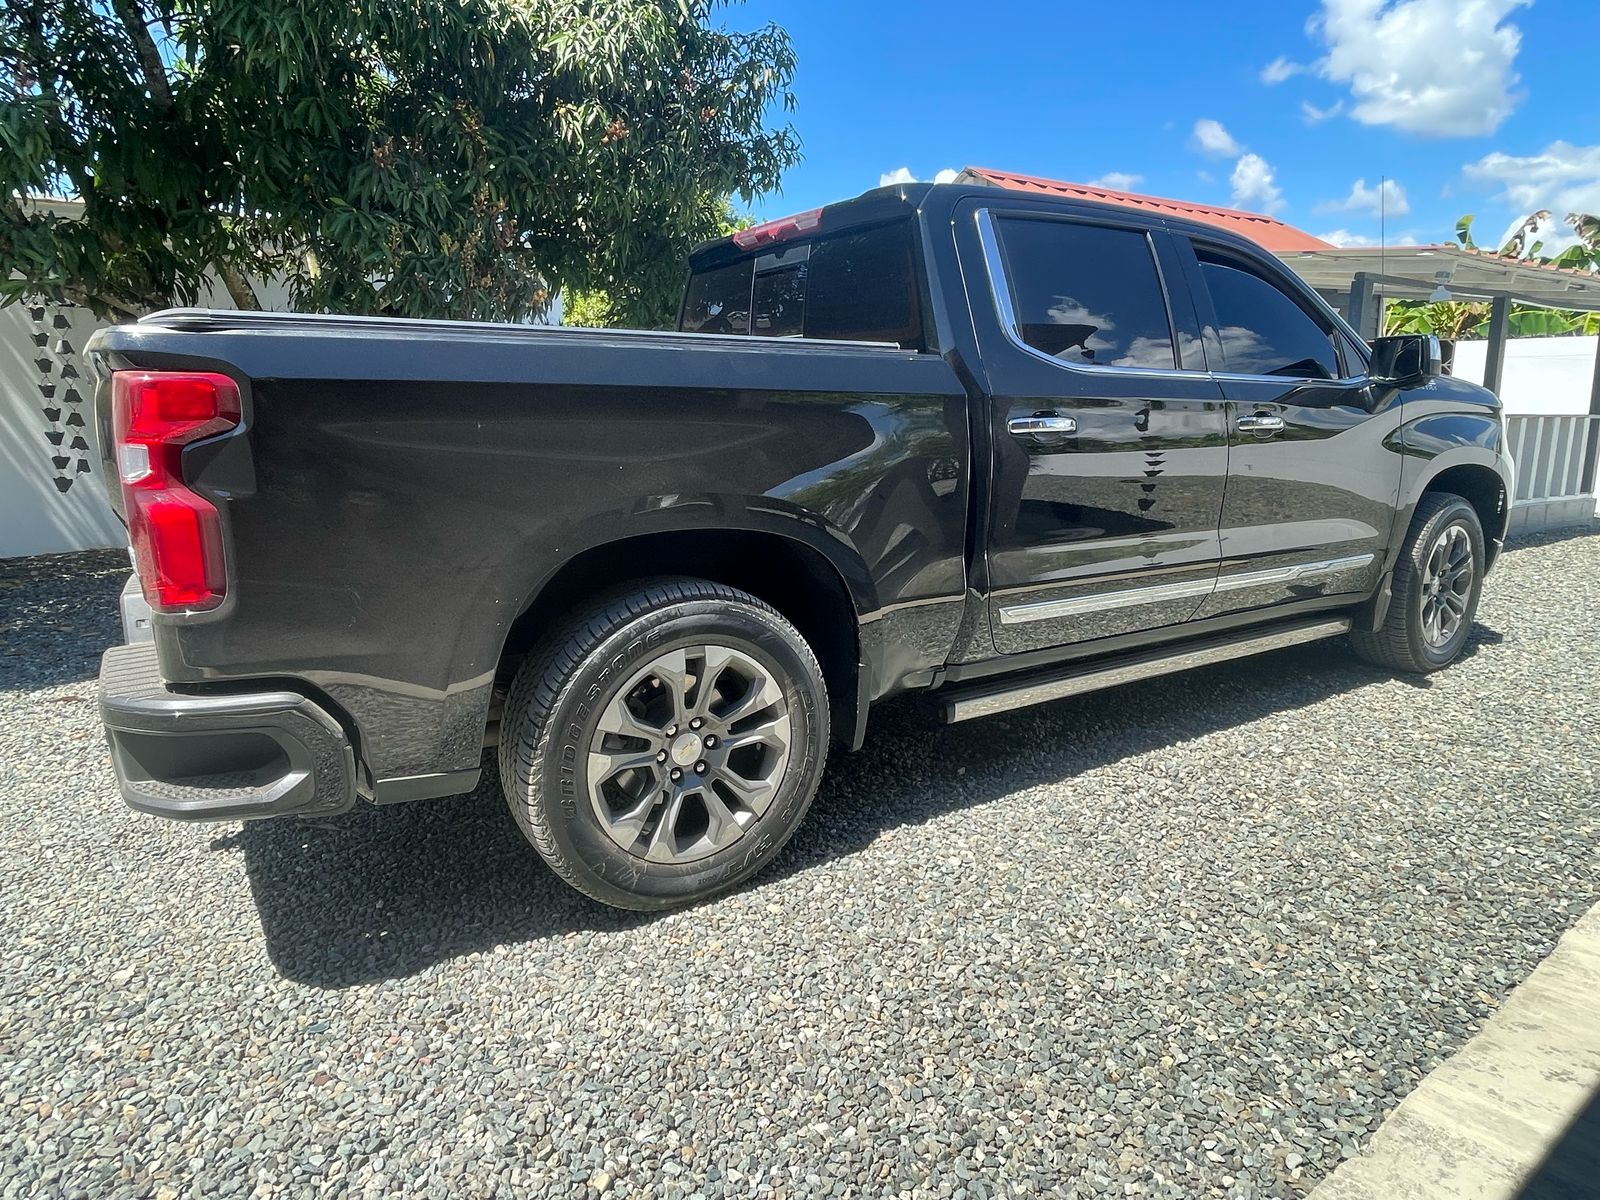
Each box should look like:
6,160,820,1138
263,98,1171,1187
1272,244,1600,529
959,168,1600,532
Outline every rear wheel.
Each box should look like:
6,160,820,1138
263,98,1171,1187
498,578,829,910
1351,492,1485,674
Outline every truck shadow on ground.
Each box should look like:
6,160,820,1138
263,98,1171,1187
1513,1081,1600,1199
239,623,1503,989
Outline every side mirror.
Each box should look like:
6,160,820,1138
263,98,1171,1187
1369,334,1442,384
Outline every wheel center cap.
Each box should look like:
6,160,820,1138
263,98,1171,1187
669,733,703,767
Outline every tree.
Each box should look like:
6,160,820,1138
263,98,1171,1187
563,195,751,328
1385,211,1600,338
1,1,799,325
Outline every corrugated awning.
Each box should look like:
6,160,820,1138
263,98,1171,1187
1276,244,1600,313
958,167,1337,253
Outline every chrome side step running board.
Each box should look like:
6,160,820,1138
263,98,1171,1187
940,616,1352,724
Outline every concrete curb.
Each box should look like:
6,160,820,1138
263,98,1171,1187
1310,902,1600,1200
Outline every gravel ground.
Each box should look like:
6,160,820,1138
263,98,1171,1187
2,533,1598,1200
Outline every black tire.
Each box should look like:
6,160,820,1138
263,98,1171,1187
1350,492,1486,674
497,578,829,910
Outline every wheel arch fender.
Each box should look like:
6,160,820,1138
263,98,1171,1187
494,494,881,625
1360,415,1512,631
475,494,883,748
1396,442,1514,559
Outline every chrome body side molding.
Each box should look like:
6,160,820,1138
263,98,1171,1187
997,553,1376,626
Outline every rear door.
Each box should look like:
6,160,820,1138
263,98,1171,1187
957,202,1230,654
1177,236,1401,616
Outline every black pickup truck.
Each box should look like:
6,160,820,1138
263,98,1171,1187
91,180,1513,909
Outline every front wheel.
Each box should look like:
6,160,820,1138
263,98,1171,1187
1351,492,1486,674
497,578,829,910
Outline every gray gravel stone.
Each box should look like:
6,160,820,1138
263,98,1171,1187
2,533,1598,1199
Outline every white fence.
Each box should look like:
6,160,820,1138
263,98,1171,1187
1506,413,1599,534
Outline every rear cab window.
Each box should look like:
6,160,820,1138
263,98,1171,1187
680,220,926,349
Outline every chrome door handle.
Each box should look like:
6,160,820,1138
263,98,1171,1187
1237,413,1286,435
1008,413,1078,439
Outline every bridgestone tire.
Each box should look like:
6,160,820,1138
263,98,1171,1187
497,578,829,910
1350,493,1485,675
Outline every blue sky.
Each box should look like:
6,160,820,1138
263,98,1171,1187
733,0,1600,252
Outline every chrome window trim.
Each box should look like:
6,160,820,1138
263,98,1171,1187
976,210,1375,389
974,209,1199,382
1210,370,1372,387
997,553,1376,626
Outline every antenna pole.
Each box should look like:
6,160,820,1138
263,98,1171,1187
1380,174,1387,289
1380,174,1388,335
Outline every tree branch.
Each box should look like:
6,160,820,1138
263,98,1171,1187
109,0,174,113
215,261,261,310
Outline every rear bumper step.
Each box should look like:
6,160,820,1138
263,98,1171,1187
99,643,356,821
940,616,1352,723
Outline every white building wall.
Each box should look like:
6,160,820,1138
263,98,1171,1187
1452,335,1598,416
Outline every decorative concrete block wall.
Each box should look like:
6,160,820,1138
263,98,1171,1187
0,300,124,558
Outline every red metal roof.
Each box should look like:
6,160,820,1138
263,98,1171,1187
961,167,1337,253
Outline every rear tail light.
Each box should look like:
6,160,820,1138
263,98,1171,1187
111,371,242,612
731,208,822,250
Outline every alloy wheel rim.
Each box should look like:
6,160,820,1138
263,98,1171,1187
1420,523,1474,649
586,644,792,864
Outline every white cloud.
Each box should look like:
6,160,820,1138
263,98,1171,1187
880,166,959,188
1231,153,1285,214
1465,142,1600,253
1316,229,1379,248
1300,99,1344,124
1310,0,1530,137
1087,172,1144,192
1261,57,1304,84
1190,119,1242,157
1317,227,1423,247
1317,177,1411,217
1465,142,1600,216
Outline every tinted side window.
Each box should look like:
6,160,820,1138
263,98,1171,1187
806,226,923,346
1337,329,1368,375
681,261,751,334
995,217,1177,370
679,221,925,348
1198,254,1339,379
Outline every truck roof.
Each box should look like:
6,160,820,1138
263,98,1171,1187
688,179,1295,270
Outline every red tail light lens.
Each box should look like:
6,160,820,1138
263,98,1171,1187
111,371,242,611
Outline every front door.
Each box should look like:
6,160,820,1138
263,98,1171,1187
962,205,1230,655
1178,237,1402,617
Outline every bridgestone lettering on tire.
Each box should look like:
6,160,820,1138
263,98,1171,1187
496,578,829,910
1351,492,1486,675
